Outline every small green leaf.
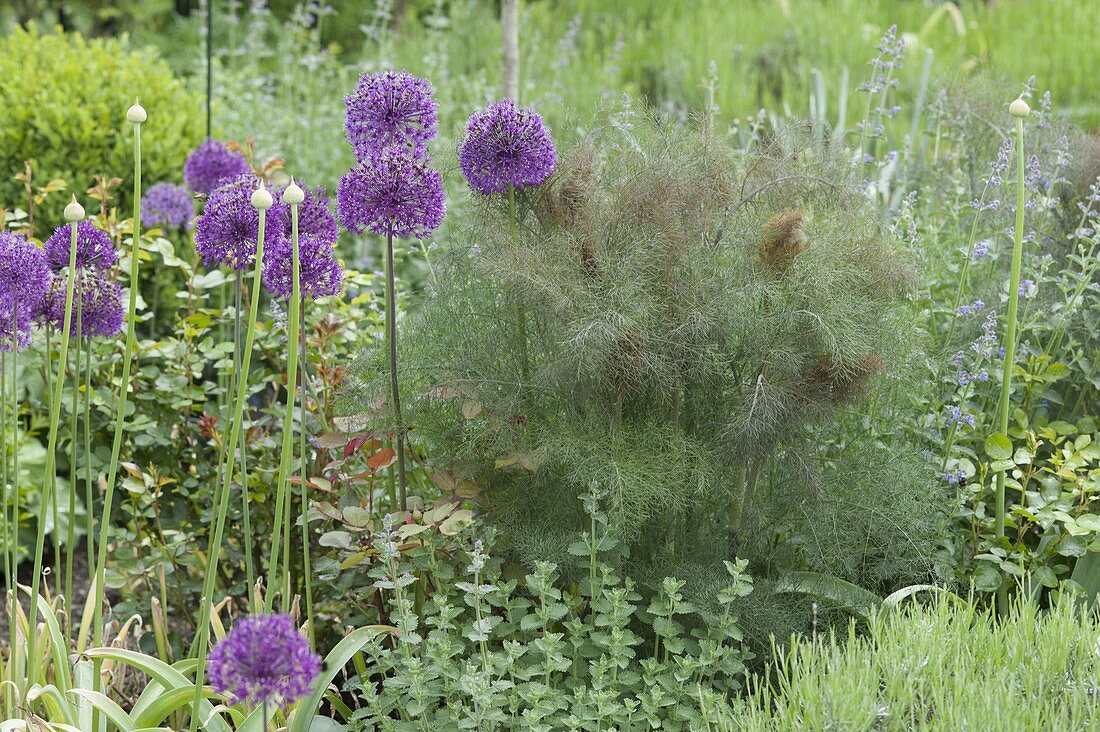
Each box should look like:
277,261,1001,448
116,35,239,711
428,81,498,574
984,433,1013,461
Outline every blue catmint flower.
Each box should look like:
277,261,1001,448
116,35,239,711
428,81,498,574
1018,279,1034,297
44,220,116,272
184,139,251,194
337,148,445,239
972,240,990,259
459,99,557,195
142,182,196,230
195,175,288,270
344,71,438,159
208,614,321,710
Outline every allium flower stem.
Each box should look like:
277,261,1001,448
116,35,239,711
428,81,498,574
27,215,80,680
384,229,409,510
236,270,256,596
509,185,530,383
994,106,1028,617
267,200,302,616
190,194,270,731
64,291,82,639
82,332,94,588
299,304,314,646
93,102,144,666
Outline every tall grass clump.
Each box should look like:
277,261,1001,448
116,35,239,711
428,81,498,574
342,110,943,647
717,597,1100,730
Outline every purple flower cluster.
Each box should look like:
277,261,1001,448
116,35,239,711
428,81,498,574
142,182,195,230
208,614,321,709
44,221,116,272
263,233,343,301
971,240,991,260
344,71,438,159
338,71,446,242
0,230,51,351
955,299,985,317
944,405,975,429
338,149,445,239
195,175,288,271
459,99,557,195
184,139,251,194
859,25,905,95
41,272,124,339
943,468,967,486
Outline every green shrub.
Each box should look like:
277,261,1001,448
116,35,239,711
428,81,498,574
0,25,201,228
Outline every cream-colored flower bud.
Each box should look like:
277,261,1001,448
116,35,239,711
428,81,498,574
251,181,274,210
282,178,305,206
64,195,85,222
1009,96,1030,118
126,98,148,124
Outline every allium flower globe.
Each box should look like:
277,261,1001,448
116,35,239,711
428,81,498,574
344,71,439,159
184,139,252,194
142,182,196,229
459,99,557,194
278,183,339,245
0,231,50,351
0,230,51,320
195,175,288,270
41,273,124,339
208,614,321,709
44,221,117,272
337,148,445,239
262,234,343,301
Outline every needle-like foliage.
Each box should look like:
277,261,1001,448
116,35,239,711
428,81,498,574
342,114,937,645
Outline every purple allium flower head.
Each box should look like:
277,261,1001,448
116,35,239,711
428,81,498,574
344,71,439,159
40,272,124,339
0,230,51,324
142,182,196,230
337,148,445,239
279,184,339,246
44,220,116,272
262,233,343,301
459,99,557,194
195,175,288,271
184,139,252,194
208,614,321,710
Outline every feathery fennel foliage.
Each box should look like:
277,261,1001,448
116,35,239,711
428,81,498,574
342,113,941,646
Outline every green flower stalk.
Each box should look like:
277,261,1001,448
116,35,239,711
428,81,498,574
266,180,303,615
189,180,273,730
994,94,1030,615
26,194,83,680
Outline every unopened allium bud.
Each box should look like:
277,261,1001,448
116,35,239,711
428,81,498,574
251,182,274,211
64,196,85,222
282,179,305,206
1009,96,1031,118
126,98,148,124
